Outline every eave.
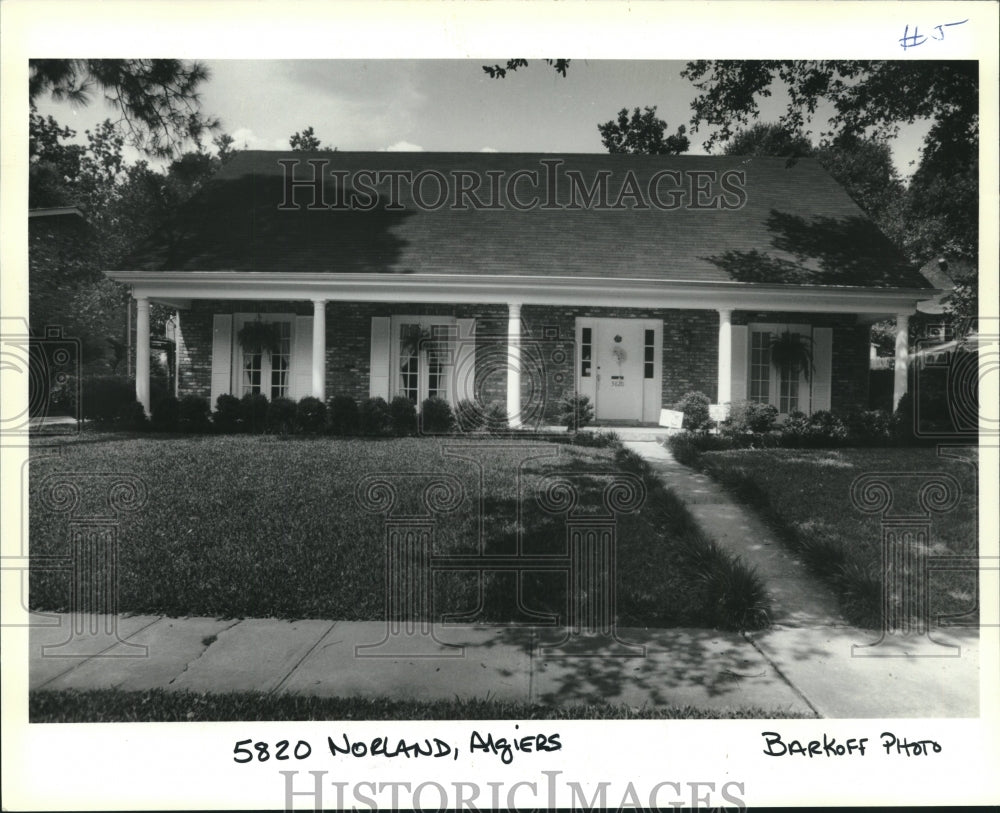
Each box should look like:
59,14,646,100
105,270,937,319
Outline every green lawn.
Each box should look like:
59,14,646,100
693,446,979,627
30,433,759,628
29,688,812,722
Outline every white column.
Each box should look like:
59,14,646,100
506,302,522,427
717,308,732,407
893,312,910,408
135,296,150,414
312,299,326,400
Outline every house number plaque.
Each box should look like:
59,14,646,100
611,375,625,387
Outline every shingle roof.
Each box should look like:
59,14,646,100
122,151,928,289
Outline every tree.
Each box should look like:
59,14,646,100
482,59,570,79
213,133,239,164
684,61,978,324
29,59,219,158
289,126,335,152
598,106,689,155
720,122,814,159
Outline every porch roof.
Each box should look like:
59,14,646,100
118,151,929,290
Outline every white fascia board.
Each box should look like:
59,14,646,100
106,271,936,316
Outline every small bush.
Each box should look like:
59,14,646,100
295,397,327,434
726,400,778,434
150,396,180,432
666,431,736,466
558,393,594,432
806,410,848,446
116,400,148,431
573,429,621,449
454,398,484,432
844,409,894,446
893,392,916,444
81,376,135,425
178,395,211,433
673,391,713,432
240,392,269,434
420,397,454,434
213,394,242,433
266,397,297,434
327,395,359,436
389,396,418,436
483,401,509,434
359,397,392,436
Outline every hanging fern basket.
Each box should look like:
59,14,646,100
237,318,282,356
767,331,814,381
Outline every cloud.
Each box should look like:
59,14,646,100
383,141,424,152
230,127,278,150
479,147,498,153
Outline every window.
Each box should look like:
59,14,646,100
395,318,455,404
581,327,592,377
643,329,655,379
749,330,771,404
239,318,292,400
749,326,807,414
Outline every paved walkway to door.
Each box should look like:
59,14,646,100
620,440,980,717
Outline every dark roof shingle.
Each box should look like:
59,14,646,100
121,151,927,289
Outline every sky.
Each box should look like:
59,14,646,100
33,59,932,176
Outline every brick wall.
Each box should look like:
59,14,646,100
175,300,871,417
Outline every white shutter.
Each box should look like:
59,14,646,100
730,325,748,402
810,326,833,413
453,318,477,402
291,315,314,400
369,316,391,399
210,314,233,407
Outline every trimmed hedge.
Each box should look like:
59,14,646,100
327,395,359,436
420,397,454,434
296,397,327,434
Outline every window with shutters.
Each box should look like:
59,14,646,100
392,317,456,404
234,315,294,400
748,323,810,414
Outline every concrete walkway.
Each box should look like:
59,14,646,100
25,441,980,718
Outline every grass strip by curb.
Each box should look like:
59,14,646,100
29,688,814,722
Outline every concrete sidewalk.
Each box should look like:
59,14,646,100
25,440,981,718
28,612,979,717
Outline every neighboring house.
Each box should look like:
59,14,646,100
106,152,935,426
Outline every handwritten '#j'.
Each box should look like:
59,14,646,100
899,19,968,50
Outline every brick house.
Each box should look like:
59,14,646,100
107,152,932,426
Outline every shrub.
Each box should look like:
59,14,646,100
806,410,848,446
327,395,359,436
358,396,392,436
81,376,135,425
573,429,621,449
150,396,180,432
454,398,484,432
483,400,509,434
213,394,242,433
557,392,594,432
295,397,327,434
844,409,894,446
116,400,148,431
266,397,297,434
893,392,916,444
240,392,269,434
47,373,78,417
389,396,418,436
420,397,454,434
673,391,713,432
666,431,736,466
177,395,211,433
778,411,812,447
726,400,779,434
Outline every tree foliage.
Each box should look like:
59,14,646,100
29,59,219,158
289,126,336,152
598,106,690,155
482,59,571,80
684,61,978,323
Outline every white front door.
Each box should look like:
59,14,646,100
594,320,645,421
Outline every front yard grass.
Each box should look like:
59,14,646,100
30,433,765,630
29,688,813,721
691,446,979,628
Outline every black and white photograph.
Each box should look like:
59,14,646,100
2,1,998,810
